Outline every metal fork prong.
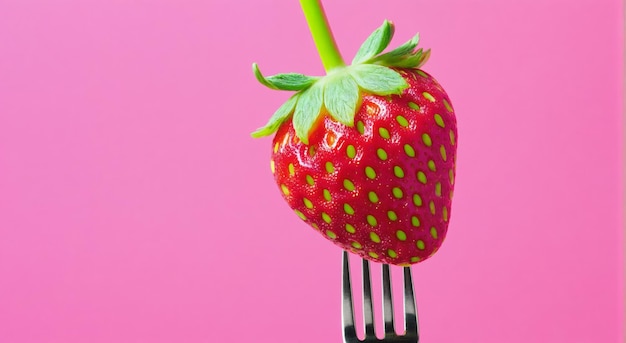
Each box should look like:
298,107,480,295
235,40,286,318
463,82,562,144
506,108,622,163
382,264,395,336
342,251,358,342
362,259,375,338
403,266,419,340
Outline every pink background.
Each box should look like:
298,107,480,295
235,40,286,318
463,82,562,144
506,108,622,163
0,0,623,342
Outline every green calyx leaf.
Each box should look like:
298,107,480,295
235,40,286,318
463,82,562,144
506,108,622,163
293,81,324,144
352,20,394,65
324,72,359,127
251,20,431,142
374,33,420,64
368,29,431,69
350,64,407,95
251,94,299,138
253,63,319,91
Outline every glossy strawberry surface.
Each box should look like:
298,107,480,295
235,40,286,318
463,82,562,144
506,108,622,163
270,69,456,265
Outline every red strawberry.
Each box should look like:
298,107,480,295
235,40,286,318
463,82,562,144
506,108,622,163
252,12,457,266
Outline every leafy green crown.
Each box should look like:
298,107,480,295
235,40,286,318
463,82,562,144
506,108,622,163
251,20,430,144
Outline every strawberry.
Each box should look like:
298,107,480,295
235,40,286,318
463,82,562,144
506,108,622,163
252,3,457,266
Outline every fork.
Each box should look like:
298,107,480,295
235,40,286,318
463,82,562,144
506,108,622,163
342,251,420,343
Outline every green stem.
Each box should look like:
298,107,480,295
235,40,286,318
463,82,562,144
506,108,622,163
299,0,345,72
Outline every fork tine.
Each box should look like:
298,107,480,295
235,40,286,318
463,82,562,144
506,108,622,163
403,267,419,340
362,259,375,338
382,264,395,336
342,251,358,342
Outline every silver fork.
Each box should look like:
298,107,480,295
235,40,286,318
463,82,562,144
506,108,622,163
342,251,420,343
